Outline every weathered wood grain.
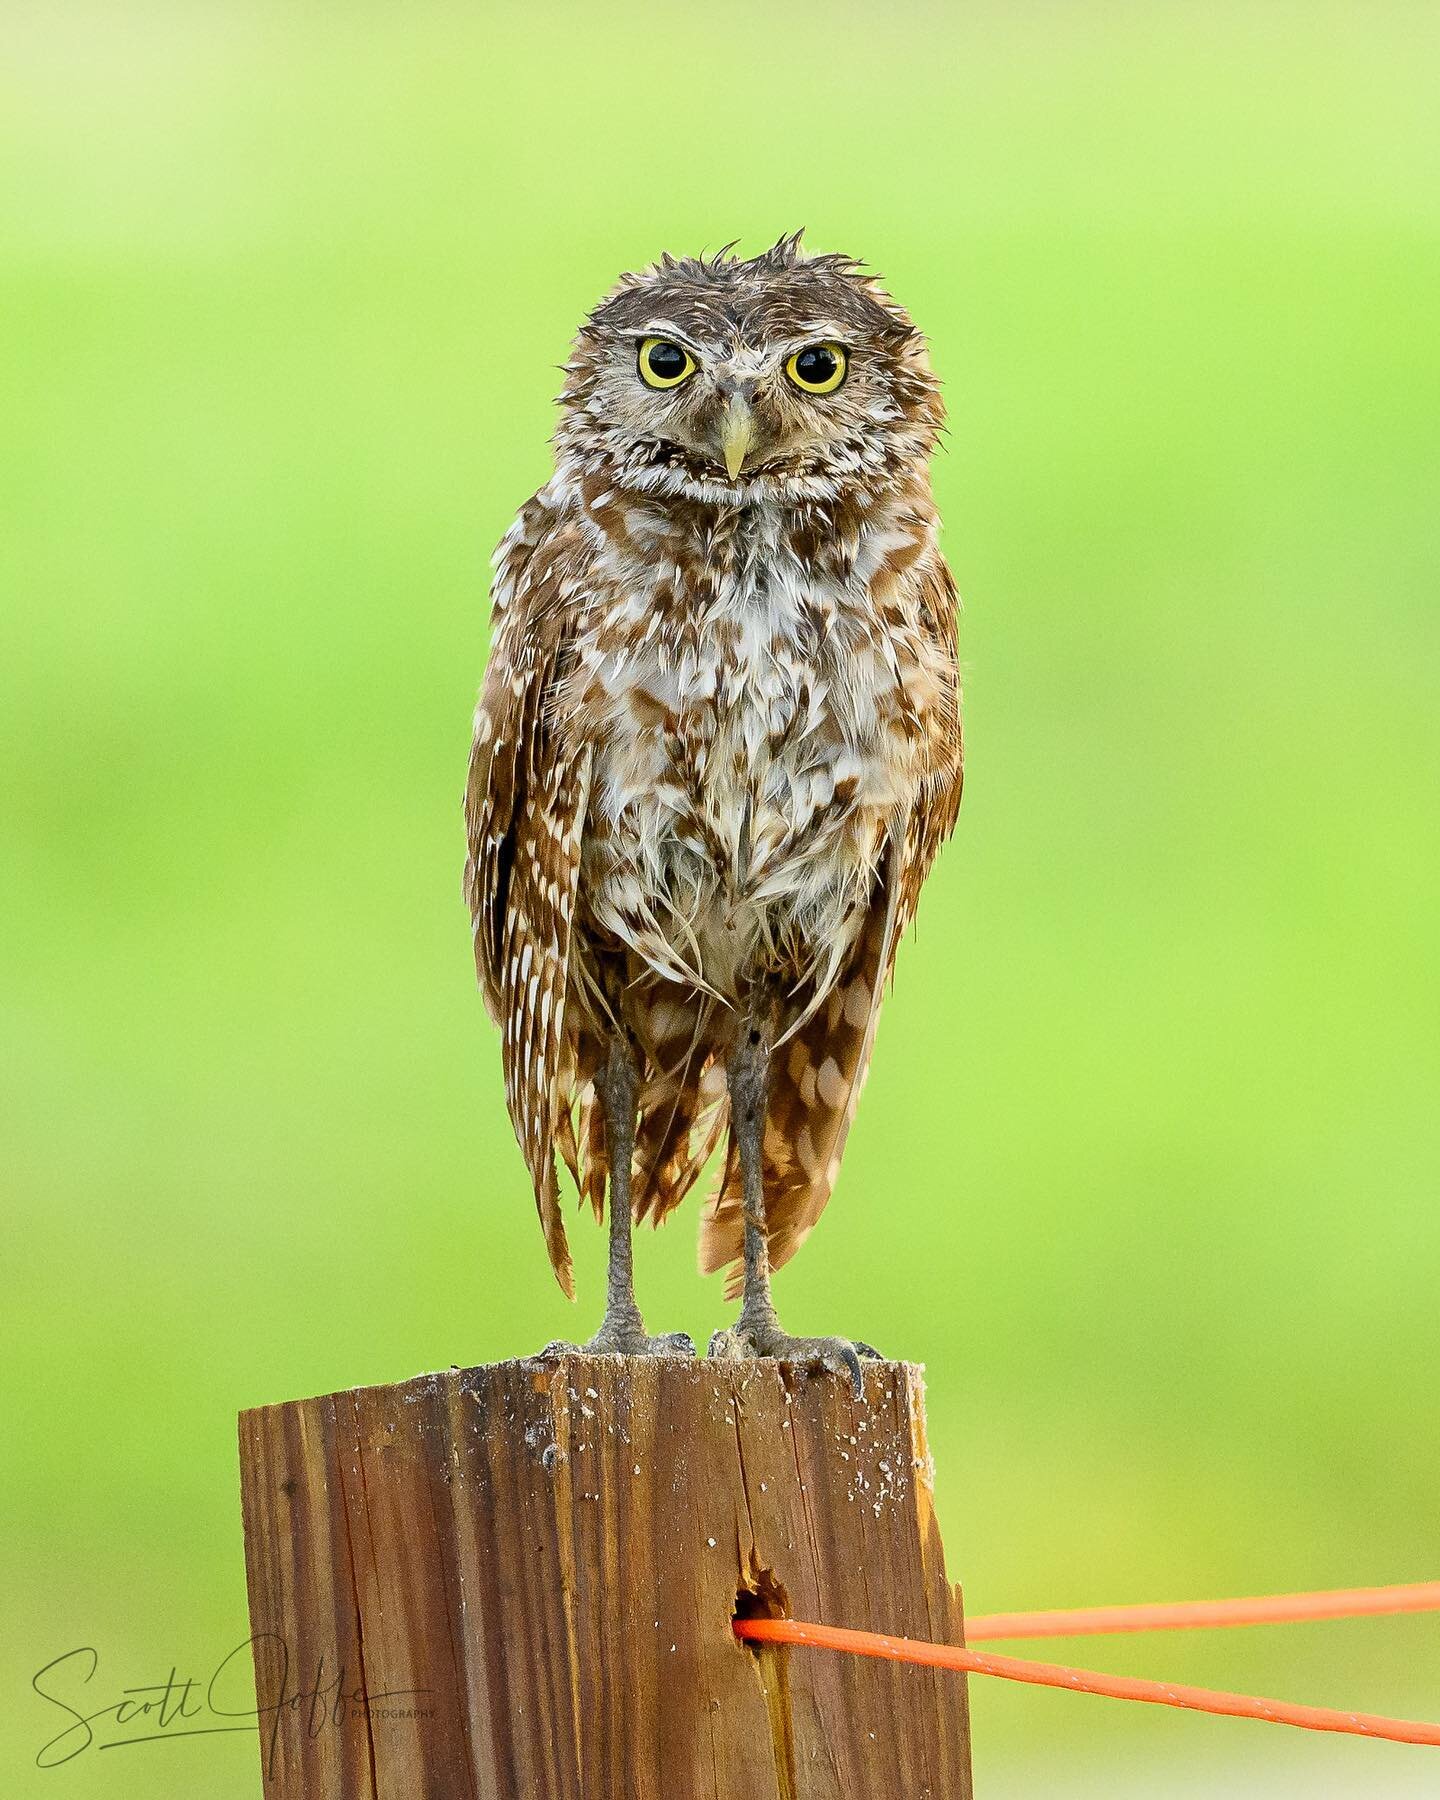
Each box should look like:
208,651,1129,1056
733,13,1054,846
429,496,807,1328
238,1356,972,1798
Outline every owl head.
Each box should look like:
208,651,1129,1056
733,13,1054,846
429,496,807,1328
555,234,943,505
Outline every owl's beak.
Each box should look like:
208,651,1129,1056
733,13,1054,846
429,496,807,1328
719,397,755,480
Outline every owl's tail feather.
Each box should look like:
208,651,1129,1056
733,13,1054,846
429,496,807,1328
699,853,898,1299
554,993,726,1235
632,1072,728,1228
630,987,728,1226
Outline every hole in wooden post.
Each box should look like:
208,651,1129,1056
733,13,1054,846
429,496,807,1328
733,1564,790,1647
734,1565,797,1795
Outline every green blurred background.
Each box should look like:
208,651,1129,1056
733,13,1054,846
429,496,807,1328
3,2,1437,1793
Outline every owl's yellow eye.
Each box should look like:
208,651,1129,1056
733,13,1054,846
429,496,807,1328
638,337,696,389
785,342,847,395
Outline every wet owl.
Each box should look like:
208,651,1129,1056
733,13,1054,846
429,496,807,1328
464,234,962,1388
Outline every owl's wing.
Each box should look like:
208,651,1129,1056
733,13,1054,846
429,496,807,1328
887,549,965,960
464,495,591,1297
700,550,963,1294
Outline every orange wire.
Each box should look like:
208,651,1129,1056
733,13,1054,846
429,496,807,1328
732,1617,1440,1749
966,1580,1440,1641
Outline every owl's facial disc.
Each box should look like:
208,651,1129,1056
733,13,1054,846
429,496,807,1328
626,336,857,483
562,241,942,501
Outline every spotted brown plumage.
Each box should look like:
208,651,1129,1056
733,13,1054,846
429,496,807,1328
465,235,962,1384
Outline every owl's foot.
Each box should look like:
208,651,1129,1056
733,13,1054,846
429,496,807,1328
708,1322,882,1398
538,1319,695,1361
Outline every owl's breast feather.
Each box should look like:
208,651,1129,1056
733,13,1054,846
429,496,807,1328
572,548,927,994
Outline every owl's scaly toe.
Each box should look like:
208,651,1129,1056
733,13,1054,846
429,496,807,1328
538,1323,695,1361
708,1323,882,1398
624,1329,697,1358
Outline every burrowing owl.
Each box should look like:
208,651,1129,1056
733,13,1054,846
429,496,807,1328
465,235,962,1388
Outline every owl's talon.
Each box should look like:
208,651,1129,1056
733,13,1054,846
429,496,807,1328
707,1327,744,1363
708,1324,874,1398
535,1326,695,1361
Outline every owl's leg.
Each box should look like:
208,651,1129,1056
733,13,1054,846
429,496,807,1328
542,1036,694,1361
707,1004,878,1397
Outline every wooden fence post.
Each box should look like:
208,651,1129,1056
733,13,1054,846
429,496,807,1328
238,1355,973,1797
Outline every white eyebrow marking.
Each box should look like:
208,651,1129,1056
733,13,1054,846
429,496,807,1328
634,320,707,356
773,325,853,353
